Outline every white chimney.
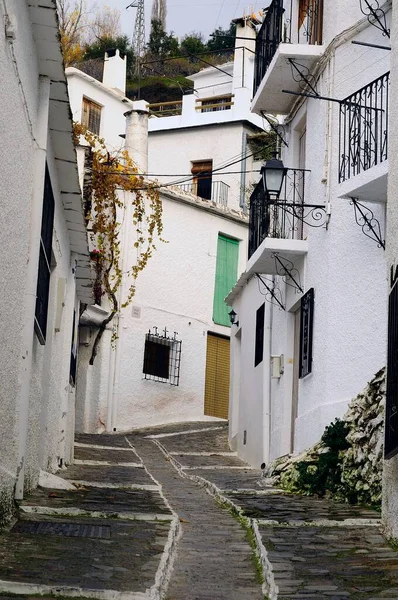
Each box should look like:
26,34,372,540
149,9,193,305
232,17,256,91
124,101,149,174
103,49,127,94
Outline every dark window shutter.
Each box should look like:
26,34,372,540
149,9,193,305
34,166,55,344
255,303,265,367
299,288,314,378
385,278,398,458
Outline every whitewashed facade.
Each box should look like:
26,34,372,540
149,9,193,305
67,43,249,433
228,0,390,467
0,0,91,524
148,17,267,212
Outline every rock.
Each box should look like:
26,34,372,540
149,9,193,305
39,470,76,490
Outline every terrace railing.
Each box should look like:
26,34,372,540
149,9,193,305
339,72,389,183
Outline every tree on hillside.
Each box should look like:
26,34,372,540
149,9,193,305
147,19,179,58
87,6,122,43
180,32,206,57
151,0,167,30
56,0,87,65
207,22,237,55
83,35,135,77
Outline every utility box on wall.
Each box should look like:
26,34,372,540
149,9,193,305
271,355,284,379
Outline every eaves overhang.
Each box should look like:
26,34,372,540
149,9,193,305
29,0,93,304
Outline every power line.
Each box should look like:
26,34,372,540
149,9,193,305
100,145,272,191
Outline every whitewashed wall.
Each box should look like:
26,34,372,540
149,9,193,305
108,193,248,432
67,68,134,154
0,0,87,522
148,122,260,212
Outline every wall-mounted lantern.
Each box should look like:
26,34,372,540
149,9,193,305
261,153,287,199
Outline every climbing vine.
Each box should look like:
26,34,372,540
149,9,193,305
74,123,164,365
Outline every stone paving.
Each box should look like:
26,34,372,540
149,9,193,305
1,421,398,600
151,422,398,600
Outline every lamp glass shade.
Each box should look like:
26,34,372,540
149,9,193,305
261,157,287,198
228,309,237,325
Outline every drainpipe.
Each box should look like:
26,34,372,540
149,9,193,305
240,131,247,211
263,277,274,466
15,76,51,499
106,102,149,432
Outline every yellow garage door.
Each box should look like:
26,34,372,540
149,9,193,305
204,333,230,419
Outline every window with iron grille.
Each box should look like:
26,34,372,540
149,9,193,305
255,303,265,367
385,273,398,459
143,328,182,386
82,97,102,135
299,288,314,378
34,165,55,345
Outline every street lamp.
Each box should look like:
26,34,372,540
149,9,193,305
261,153,287,199
228,309,239,326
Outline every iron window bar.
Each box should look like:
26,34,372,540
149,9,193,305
143,327,182,386
248,169,328,259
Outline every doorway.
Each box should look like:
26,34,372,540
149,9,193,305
204,332,230,419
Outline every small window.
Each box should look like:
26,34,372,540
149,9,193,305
143,328,182,386
191,160,213,200
299,288,315,378
34,165,55,344
255,303,265,367
82,98,102,135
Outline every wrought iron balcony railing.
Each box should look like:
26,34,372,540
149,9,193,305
178,180,230,208
339,71,389,183
249,168,327,258
253,0,324,97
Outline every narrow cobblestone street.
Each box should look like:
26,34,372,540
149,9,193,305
0,422,398,599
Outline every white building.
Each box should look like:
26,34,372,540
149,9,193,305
228,0,390,468
148,16,267,212
67,40,250,433
0,0,91,524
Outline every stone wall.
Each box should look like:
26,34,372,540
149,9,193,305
265,368,385,506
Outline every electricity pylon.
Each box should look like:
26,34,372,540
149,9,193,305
126,0,145,77
151,0,167,29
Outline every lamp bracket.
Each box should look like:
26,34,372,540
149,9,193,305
268,200,329,229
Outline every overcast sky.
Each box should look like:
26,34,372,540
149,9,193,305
110,1,264,41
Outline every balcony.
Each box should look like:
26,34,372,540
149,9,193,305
177,180,230,208
252,0,325,115
148,100,183,117
247,169,312,275
338,72,389,204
